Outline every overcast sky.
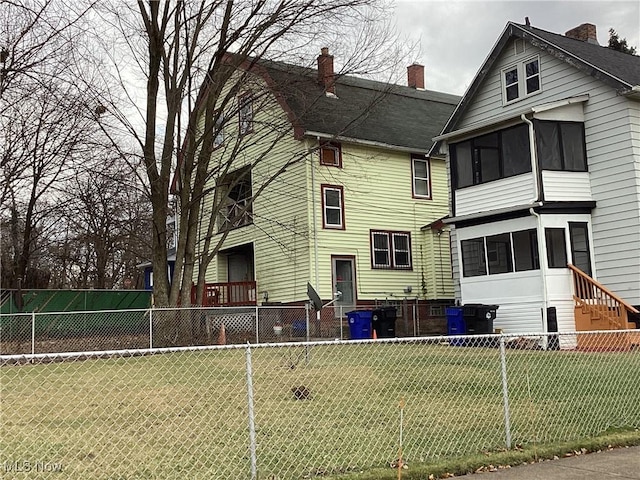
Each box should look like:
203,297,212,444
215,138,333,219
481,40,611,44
393,0,640,96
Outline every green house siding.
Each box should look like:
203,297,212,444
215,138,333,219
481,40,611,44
193,69,454,305
307,143,452,302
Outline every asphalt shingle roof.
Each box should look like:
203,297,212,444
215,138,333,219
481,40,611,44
257,59,460,152
520,23,640,87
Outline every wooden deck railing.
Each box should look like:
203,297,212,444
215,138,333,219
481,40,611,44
192,281,257,307
568,263,639,329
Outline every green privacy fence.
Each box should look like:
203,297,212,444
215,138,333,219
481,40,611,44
0,289,151,314
0,290,152,347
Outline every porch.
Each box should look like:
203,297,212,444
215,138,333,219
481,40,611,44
192,281,257,307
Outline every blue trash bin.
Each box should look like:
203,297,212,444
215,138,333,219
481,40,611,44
446,306,465,346
292,320,306,337
346,310,372,339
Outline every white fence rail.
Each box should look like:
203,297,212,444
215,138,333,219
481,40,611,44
2,328,640,479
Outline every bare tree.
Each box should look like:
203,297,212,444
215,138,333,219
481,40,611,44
0,0,94,99
97,0,405,307
59,158,152,289
0,78,98,290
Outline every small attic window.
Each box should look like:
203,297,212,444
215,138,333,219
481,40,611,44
514,39,525,55
501,55,541,104
320,142,342,167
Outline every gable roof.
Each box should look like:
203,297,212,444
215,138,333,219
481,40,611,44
249,57,460,154
441,21,640,136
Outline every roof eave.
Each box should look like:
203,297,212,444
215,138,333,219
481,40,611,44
434,94,590,142
303,130,434,156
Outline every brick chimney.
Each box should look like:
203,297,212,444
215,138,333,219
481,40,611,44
565,23,599,45
407,63,425,89
317,47,335,94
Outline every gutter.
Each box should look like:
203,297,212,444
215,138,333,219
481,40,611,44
303,130,431,156
622,85,640,100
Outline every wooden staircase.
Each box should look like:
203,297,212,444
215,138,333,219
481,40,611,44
569,264,639,350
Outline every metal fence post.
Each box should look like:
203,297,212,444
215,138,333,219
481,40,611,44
31,311,36,355
245,344,258,479
305,303,310,365
149,308,153,349
499,336,512,449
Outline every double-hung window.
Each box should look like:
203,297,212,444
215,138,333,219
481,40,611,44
321,185,344,229
371,231,412,269
213,112,224,149
238,93,253,135
411,156,431,198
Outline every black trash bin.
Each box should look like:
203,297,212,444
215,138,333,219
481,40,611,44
463,304,498,334
372,306,397,338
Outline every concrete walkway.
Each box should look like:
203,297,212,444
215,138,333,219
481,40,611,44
456,446,640,479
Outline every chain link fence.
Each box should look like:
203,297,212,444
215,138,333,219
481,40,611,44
0,304,450,355
2,329,640,479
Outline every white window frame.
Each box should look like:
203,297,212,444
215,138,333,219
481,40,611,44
213,113,224,149
371,231,412,269
239,93,253,135
524,57,540,95
371,231,391,268
501,55,541,105
322,185,344,229
411,156,431,199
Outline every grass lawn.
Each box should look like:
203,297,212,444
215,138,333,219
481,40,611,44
2,340,640,479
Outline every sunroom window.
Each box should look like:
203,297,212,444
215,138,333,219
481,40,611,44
451,123,531,188
535,121,587,171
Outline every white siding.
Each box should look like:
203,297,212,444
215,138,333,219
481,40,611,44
542,171,592,202
455,173,535,216
458,40,594,130
453,36,640,305
458,216,544,334
462,272,544,333
584,93,640,305
455,214,583,336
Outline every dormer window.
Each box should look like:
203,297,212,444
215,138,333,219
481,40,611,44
320,142,342,167
502,56,541,104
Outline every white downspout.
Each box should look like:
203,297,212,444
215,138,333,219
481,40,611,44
311,138,320,291
522,113,548,336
